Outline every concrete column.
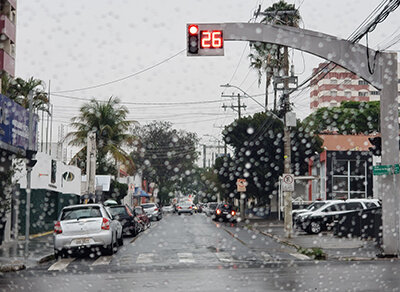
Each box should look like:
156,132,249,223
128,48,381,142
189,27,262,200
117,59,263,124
380,52,400,255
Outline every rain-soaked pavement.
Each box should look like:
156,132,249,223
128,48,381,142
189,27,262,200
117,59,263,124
0,213,399,291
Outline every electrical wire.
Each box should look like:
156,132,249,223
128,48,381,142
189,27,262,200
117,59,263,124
53,49,186,94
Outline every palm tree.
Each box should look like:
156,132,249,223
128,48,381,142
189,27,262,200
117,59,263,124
249,0,301,111
2,76,49,111
68,97,136,175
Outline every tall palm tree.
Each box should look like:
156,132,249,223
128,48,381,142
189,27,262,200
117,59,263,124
249,0,301,111
2,76,49,111
68,97,136,175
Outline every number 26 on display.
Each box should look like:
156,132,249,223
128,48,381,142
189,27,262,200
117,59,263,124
200,31,223,49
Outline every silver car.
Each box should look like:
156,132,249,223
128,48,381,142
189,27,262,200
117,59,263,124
141,203,163,221
54,204,123,258
177,202,193,215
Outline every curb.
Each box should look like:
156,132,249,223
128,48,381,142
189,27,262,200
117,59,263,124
38,253,55,264
0,261,26,273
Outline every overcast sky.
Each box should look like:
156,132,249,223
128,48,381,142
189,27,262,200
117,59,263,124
15,0,400,147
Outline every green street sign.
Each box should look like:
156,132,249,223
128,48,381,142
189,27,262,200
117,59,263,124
373,164,400,176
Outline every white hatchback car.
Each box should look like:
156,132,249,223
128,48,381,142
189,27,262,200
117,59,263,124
54,204,123,258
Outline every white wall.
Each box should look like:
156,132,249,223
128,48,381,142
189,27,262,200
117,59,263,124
15,152,81,195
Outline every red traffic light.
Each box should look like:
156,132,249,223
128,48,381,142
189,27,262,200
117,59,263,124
188,24,199,35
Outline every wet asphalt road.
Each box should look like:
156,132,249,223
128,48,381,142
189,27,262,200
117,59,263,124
0,213,399,291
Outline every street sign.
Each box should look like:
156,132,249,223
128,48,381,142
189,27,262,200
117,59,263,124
236,178,246,192
282,174,295,192
373,164,400,176
187,24,224,56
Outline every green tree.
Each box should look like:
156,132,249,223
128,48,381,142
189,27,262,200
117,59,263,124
249,0,301,110
3,76,49,111
68,97,136,175
302,101,380,135
221,112,322,205
131,121,199,205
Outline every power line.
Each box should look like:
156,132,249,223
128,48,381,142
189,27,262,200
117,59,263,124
53,49,186,94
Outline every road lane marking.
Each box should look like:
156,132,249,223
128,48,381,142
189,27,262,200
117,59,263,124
91,256,113,266
136,253,154,264
48,258,75,271
290,253,311,260
178,253,195,263
216,252,234,263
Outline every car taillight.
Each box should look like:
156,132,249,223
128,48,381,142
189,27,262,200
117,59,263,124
101,217,110,230
189,206,192,209
154,208,158,211
216,209,221,215
231,210,236,216
54,221,62,234
178,206,182,209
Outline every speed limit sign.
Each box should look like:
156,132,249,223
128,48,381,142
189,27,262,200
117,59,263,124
282,174,294,192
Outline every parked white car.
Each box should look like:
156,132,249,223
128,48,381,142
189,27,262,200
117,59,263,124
54,204,123,258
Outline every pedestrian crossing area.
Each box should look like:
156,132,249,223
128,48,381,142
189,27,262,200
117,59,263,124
46,250,311,271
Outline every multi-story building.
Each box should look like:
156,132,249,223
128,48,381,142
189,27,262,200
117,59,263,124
310,62,400,111
0,0,16,83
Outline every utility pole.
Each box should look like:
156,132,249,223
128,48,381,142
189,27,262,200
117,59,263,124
221,93,247,119
24,91,34,258
87,132,96,201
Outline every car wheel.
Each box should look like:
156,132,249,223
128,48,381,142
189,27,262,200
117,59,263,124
118,233,124,246
309,221,322,234
105,235,115,255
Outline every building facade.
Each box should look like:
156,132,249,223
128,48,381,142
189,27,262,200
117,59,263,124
0,0,16,80
310,62,400,111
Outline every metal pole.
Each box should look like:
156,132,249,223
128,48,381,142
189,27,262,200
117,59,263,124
240,192,245,220
203,144,206,168
25,91,34,258
49,104,53,156
237,94,241,119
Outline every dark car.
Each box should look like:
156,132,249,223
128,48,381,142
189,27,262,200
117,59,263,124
106,205,140,237
134,205,151,231
214,203,237,222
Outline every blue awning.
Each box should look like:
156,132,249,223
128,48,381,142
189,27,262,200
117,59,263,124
133,187,150,197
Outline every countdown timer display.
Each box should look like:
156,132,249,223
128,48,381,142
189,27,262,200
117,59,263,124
187,24,224,56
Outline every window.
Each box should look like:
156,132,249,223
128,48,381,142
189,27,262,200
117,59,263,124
61,207,101,220
331,159,367,199
345,91,351,98
358,92,368,97
344,79,351,84
330,79,337,84
370,91,379,95
358,80,368,85
330,90,337,97
346,202,363,210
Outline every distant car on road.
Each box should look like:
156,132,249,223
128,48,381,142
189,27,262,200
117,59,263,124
133,205,151,231
214,203,237,222
206,202,219,217
106,204,140,237
162,205,174,213
54,204,123,258
141,203,163,221
176,202,193,215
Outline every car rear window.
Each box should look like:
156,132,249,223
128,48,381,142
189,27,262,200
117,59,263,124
141,204,155,208
61,206,102,220
108,206,127,216
209,203,218,209
218,204,232,211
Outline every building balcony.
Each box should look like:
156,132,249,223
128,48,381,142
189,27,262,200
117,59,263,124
0,15,16,43
0,49,15,76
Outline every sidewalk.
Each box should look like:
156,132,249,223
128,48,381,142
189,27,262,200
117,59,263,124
240,217,383,261
0,232,54,272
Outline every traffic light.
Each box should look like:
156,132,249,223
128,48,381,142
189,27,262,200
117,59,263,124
26,149,38,168
187,24,199,55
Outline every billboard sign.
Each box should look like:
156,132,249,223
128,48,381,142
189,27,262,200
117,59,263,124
0,94,38,154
